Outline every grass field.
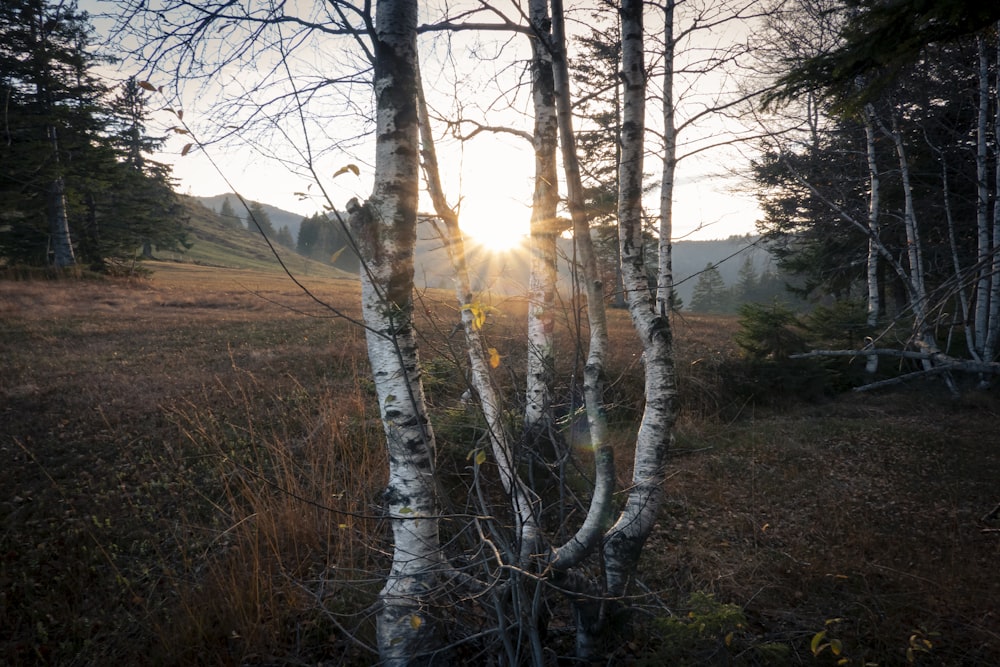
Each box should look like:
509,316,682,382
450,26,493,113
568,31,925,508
2,262,999,665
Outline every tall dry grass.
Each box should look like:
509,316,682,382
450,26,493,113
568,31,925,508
153,365,387,665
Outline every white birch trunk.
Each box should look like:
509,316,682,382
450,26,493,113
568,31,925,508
548,0,614,572
984,28,1000,362
350,2,443,661
524,0,562,440
658,0,676,316
415,66,541,566
47,127,75,268
975,36,990,357
862,105,880,374
604,0,679,598
936,136,979,361
883,110,933,357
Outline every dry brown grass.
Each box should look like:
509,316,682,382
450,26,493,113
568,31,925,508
2,265,999,665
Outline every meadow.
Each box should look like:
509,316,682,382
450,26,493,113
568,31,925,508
2,263,999,665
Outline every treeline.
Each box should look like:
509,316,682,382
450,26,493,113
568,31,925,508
0,0,187,273
686,255,797,314
213,196,359,274
755,2,1000,366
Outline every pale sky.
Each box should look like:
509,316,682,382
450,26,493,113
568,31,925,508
91,0,762,246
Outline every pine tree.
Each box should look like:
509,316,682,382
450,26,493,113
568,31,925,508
0,2,186,270
689,263,730,313
246,201,276,237
218,197,241,228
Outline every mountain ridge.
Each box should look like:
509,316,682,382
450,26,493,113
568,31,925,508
189,193,774,304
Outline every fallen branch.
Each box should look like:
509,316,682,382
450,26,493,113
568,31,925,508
790,348,1000,385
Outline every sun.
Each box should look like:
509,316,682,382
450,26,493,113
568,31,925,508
459,196,530,252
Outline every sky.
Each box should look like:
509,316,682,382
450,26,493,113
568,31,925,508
89,0,763,247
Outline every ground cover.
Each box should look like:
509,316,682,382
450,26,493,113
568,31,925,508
1,264,998,664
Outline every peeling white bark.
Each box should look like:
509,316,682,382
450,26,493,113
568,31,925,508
351,2,444,662
604,0,679,598
524,0,562,438
862,106,880,374
658,0,676,316
548,0,614,572
47,127,75,268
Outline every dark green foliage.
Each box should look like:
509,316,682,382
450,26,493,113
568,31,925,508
217,197,242,228
0,1,186,271
735,302,807,360
731,302,831,402
767,0,1000,112
636,592,792,666
689,264,731,313
295,212,359,272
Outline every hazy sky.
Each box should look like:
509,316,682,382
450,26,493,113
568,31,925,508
89,1,762,245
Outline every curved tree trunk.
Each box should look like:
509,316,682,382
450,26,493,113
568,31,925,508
549,0,614,571
524,0,562,444
604,0,679,599
349,2,444,662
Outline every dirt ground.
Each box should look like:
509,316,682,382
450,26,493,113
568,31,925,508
2,267,999,664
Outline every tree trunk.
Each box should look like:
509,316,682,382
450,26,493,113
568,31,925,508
862,105,880,373
349,2,444,662
524,0,562,443
605,0,679,599
658,0,677,315
985,28,1000,362
549,0,614,570
883,109,933,357
549,0,616,655
975,36,990,357
47,127,75,268
415,62,541,567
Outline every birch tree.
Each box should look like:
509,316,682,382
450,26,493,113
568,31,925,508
604,0,679,599
344,2,447,660
523,0,563,446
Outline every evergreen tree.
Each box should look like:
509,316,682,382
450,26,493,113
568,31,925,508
275,225,294,247
0,1,186,270
246,201,276,237
0,0,103,266
689,263,730,313
218,196,241,228
733,254,759,305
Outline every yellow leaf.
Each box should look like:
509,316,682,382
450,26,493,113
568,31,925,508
138,80,157,92
334,163,361,178
724,631,733,647
410,614,422,630
488,347,501,368
475,449,487,465
811,630,827,655
830,638,843,655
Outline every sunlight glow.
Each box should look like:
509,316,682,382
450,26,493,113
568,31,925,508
458,195,530,252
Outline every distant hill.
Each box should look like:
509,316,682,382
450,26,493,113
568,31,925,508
672,236,775,305
189,193,776,304
195,193,308,242
152,195,350,279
